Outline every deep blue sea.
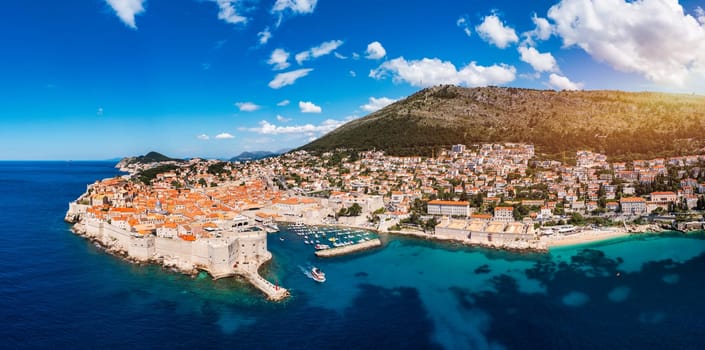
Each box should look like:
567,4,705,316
2,161,705,349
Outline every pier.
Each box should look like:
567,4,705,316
244,272,289,301
315,238,382,258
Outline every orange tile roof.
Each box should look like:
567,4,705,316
427,200,469,206
620,197,646,203
494,206,514,211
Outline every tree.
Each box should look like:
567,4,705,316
424,218,438,232
348,203,363,216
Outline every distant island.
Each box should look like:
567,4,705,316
230,150,282,162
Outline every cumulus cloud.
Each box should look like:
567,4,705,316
370,56,516,88
197,134,210,140
299,101,322,113
524,14,552,43
548,73,583,90
244,119,344,135
214,0,247,25
456,16,472,37
334,52,347,59
105,0,145,29
267,48,290,70
277,99,290,106
276,114,292,122
235,102,261,112
518,46,559,72
361,97,397,113
365,41,386,60
272,0,318,14
548,0,705,86
215,132,235,139
294,51,310,65
476,14,519,49
257,27,272,45
296,40,344,64
268,68,313,89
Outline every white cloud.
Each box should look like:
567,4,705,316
215,132,235,139
296,40,344,64
267,48,290,70
197,134,210,140
276,114,292,122
361,97,397,113
97,107,104,116
349,70,357,77
268,68,313,89
258,27,272,45
214,0,247,25
518,46,559,72
365,41,386,60
475,14,519,49
522,14,552,46
235,102,261,112
312,40,343,57
334,52,347,59
105,0,145,29
299,101,322,113
370,56,516,88
352,52,360,60
548,0,705,86
244,119,344,135
295,51,310,65
272,0,318,14
277,99,290,106
456,16,472,37
548,73,583,90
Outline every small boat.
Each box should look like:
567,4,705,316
279,236,284,241
311,267,326,283
315,244,330,250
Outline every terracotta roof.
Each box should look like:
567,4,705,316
620,197,646,203
427,200,469,206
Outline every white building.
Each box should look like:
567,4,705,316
427,200,469,217
493,206,514,222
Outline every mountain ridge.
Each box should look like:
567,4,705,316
299,85,705,161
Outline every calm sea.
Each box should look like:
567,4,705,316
1,161,705,349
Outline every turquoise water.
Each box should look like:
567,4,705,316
2,161,705,349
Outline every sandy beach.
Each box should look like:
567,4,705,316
544,229,632,248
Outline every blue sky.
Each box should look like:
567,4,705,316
2,0,705,160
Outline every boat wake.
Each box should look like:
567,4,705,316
298,264,314,279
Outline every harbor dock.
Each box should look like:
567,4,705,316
315,238,382,258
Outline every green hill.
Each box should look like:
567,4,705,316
300,85,705,161
134,151,180,163
117,151,182,168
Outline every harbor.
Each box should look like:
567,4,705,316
315,238,383,257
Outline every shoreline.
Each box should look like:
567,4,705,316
543,229,633,249
69,221,289,301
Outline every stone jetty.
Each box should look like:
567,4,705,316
315,238,382,258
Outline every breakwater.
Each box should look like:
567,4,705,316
315,238,382,257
